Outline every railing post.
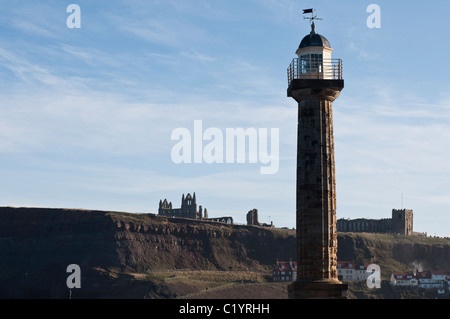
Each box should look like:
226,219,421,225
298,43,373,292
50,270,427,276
287,67,289,85
288,58,343,83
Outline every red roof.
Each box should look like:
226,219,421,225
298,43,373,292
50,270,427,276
337,261,367,270
392,272,416,281
337,261,354,269
275,261,297,272
393,270,450,280
417,270,432,279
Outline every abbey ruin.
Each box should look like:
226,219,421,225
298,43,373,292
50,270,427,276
158,193,274,227
158,193,233,224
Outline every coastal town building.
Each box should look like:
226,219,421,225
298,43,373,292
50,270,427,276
390,269,450,294
337,261,369,282
390,272,418,287
273,261,297,282
337,209,427,236
275,260,371,283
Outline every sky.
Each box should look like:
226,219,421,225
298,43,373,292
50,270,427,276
0,1,449,237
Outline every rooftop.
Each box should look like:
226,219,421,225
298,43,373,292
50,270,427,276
298,22,331,49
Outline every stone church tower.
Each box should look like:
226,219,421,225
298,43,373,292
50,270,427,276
392,209,413,236
287,10,347,299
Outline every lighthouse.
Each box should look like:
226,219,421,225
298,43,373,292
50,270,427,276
287,10,347,299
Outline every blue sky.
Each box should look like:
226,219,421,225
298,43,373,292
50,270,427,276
0,1,449,236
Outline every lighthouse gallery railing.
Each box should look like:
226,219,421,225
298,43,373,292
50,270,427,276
287,58,343,85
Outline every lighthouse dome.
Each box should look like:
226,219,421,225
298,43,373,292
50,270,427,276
299,32,331,49
298,21,331,49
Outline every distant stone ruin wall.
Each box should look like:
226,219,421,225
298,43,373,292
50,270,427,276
247,209,260,226
337,218,392,234
205,217,234,224
246,209,274,228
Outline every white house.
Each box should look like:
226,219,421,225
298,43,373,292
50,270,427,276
337,261,368,282
390,272,418,288
416,270,449,290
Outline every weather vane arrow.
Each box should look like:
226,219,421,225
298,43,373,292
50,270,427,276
302,8,322,32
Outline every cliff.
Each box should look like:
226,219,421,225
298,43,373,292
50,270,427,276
0,207,295,298
1,207,449,299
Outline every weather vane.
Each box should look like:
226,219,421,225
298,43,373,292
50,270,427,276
302,8,322,33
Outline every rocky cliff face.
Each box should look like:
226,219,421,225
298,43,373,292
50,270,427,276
111,211,296,272
1,207,449,298
0,207,295,298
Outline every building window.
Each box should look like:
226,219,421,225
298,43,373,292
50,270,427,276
300,54,323,74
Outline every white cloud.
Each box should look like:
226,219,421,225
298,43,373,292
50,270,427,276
11,19,56,38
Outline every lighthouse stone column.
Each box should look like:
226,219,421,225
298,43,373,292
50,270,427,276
287,20,348,299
